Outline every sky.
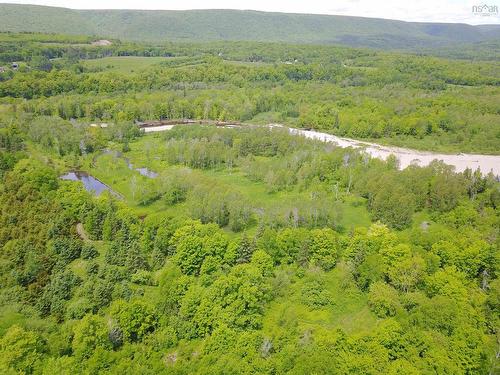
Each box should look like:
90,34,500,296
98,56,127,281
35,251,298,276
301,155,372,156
2,0,499,25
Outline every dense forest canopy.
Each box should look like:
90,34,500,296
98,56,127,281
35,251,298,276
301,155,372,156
0,31,498,374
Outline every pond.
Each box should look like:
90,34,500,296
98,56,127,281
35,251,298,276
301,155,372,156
135,167,158,178
60,171,118,196
101,149,158,178
121,156,158,178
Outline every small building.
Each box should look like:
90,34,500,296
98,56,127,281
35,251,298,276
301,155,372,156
0,67,5,73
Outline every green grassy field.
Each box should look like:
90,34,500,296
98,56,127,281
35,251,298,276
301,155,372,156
83,133,371,233
83,56,175,73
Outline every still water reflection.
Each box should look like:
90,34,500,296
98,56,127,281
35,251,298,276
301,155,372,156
60,171,114,196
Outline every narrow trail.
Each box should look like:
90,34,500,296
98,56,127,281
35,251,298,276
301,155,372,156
76,223,90,242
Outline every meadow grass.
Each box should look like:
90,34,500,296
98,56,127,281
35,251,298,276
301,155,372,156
83,56,175,73
84,133,371,233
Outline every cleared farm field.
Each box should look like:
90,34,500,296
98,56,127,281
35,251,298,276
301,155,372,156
83,56,174,73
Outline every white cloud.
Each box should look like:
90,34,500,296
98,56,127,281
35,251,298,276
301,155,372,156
2,0,499,24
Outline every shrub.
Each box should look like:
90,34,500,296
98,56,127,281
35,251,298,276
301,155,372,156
368,281,400,317
131,270,155,285
301,280,332,308
81,244,98,260
110,300,158,342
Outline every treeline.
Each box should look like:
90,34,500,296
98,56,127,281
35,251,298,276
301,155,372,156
2,57,499,100
1,32,499,152
104,126,497,233
0,31,375,65
10,80,500,153
0,113,141,158
3,114,496,232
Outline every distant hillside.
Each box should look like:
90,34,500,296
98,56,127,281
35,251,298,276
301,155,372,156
0,4,499,49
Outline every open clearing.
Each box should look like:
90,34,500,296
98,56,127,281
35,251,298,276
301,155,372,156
84,134,372,233
83,56,174,73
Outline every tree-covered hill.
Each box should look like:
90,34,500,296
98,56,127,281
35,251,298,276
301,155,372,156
0,3,499,50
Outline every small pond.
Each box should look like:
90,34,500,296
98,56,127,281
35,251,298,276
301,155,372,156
123,157,158,178
101,149,158,178
135,167,158,178
60,171,116,196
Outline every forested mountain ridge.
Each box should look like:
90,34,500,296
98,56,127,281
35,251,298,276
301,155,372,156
0,3,499,50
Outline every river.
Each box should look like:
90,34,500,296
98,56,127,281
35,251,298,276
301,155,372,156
286,126,500,176
142,123,500,176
